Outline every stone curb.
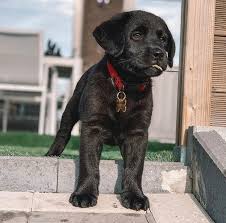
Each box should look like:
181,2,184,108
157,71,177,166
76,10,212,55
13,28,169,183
194,130,226,176
188,126,226,223
0,157,191,193
0,157,58,193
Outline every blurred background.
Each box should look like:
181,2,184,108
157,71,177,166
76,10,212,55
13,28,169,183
0,0,182,144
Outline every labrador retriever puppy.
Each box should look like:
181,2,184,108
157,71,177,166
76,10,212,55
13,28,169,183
46,10,175,211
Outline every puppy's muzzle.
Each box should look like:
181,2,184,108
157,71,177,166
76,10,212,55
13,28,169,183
143,47,166,71
153,48,164,61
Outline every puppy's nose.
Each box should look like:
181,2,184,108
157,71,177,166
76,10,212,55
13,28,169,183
153,48,164,60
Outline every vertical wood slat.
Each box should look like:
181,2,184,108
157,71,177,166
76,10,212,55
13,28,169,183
215,0,226,36
178,0,216,145
211,0,226,127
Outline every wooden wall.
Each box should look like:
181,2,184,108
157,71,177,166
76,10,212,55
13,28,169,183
211,0,226,126
178,0,226,145
177,0,216,145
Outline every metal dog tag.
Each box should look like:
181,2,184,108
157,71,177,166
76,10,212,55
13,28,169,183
116,91,127,112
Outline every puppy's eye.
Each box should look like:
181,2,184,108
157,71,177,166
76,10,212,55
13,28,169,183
159,36,167,42
131,31,143,41
157,30,167,43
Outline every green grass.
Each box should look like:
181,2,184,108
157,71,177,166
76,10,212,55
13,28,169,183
0,132,176,162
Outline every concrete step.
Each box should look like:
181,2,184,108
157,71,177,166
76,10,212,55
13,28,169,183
0,192,213,223
188,126,226,222
0,157,191,193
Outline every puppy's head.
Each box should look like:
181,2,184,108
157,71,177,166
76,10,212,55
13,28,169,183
93,10,175,78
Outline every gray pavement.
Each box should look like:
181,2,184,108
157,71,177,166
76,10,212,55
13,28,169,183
0,192,213,223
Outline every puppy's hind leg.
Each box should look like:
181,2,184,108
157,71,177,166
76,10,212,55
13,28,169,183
45,95,79,157
46,69,90,157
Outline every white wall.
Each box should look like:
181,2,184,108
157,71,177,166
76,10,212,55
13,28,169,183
149,68,179,143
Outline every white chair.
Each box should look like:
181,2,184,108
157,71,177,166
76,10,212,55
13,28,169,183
0,29,48,134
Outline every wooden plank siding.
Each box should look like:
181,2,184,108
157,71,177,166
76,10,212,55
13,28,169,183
177,0,216,145
211,0,226,126
215,0,226,36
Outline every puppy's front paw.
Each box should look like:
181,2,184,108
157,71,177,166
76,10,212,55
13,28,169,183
69,193,97,208
121,192,149,211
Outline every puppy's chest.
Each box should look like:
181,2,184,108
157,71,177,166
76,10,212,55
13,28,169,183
80,77,153,121
104,77,152,114
113,96,140,112
109,92,151,119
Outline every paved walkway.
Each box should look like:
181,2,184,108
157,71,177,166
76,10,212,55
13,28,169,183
0,192,213,223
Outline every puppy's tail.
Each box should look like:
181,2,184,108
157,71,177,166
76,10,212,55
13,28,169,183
45,71,89,157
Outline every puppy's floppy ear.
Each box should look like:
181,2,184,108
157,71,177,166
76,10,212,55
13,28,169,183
167,30,176,68
93,14,126,57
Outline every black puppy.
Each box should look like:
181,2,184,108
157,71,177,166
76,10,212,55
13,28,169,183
46,10,175,211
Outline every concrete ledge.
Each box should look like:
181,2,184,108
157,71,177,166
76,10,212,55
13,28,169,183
0,192,213,223
0,157,58,192
0,156,191,193
189,126,226,223
58,160,191,193
194,130,226,176
193,126,226,141
186,126,226,166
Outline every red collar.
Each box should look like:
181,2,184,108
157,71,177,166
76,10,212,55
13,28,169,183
107,61,147,92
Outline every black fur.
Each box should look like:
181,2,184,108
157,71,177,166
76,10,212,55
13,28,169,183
46,10,175,211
